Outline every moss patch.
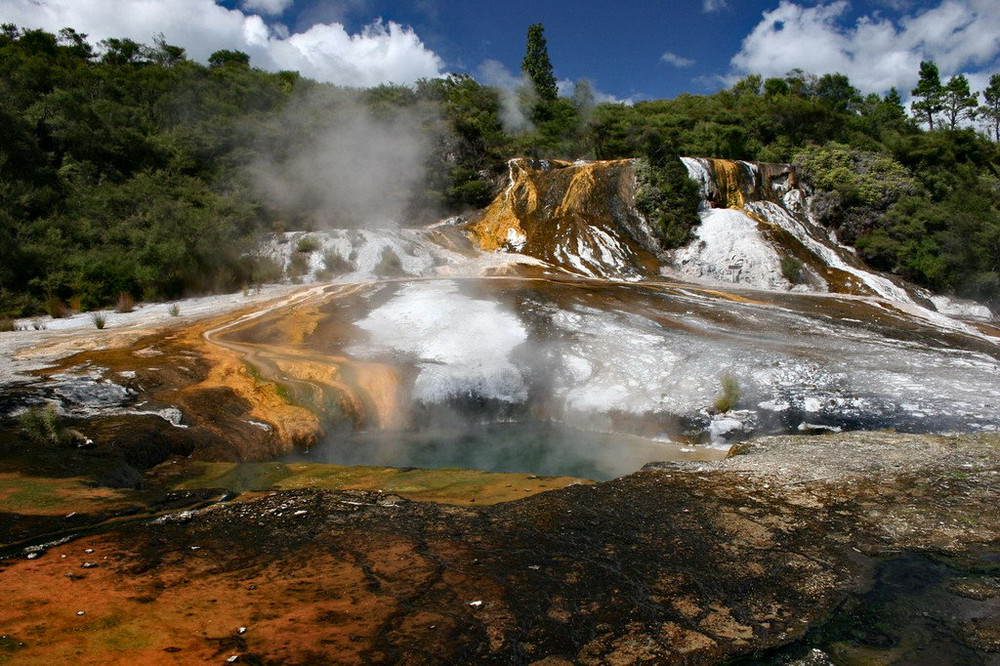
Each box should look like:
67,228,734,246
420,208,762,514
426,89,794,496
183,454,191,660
0,473,124,515
176,461,588,506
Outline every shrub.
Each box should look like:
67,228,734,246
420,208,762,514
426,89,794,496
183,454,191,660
323,250,355,276
713,373,741,413
168,303,180,316
288,252,311,279
634,157,702,249
19,404,65,445
781,256,805,284
92,312,107,329
45,295,69,319
0,318,15,332
115,292,135,313
296,235,321,253
374,248,404,277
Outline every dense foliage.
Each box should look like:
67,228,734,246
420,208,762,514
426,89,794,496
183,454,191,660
2,24,999,315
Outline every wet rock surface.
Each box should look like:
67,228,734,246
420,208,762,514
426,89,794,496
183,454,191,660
1,431,997,664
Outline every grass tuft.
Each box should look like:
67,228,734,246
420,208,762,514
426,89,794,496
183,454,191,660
19,404,65,445
713,373,741,413
92,312,107,329
115,292,135,313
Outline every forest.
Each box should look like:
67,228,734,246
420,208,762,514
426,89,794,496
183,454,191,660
1,23,999,317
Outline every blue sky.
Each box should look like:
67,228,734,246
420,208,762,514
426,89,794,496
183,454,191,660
4,0,1000,101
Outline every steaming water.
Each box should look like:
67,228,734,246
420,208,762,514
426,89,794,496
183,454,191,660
219,274,999,480
288,422,719,481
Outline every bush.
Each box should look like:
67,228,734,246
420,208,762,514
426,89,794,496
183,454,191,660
780,256,805,284
92,312,107,329
323,250,355,276
287,252,311,279
374,248,404,277
713,374,741,413
168,303,180,316
296,235,321,253
45,295,69,319
115,292,135,313
634,157,702,249
19,404,65,445
0,318,15,332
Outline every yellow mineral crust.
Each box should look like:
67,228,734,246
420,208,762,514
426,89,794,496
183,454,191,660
708,158,747,209
468,158,656,276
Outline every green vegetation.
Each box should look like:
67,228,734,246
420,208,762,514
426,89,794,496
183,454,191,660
18,404,65,445
713,374,742,413
177,460,586,505
92,311,107,328
375,247,404,277
1,24,998,313
322,250,355,276
634,156,701,249
781,257,806,285
295,235,320,253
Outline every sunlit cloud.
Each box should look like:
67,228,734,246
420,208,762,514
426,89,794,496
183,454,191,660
661,51,695,68
240,0,293,16
0,0,444,87
730,0,1000,94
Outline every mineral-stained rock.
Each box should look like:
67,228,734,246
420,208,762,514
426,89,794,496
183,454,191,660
2,431,998,664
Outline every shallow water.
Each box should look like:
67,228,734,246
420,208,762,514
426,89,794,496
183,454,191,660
287,421,726,481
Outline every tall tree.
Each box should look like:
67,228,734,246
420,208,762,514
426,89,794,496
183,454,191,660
911,60,944,130
941,74,978,130
521,23,557,102
980,73,1000,142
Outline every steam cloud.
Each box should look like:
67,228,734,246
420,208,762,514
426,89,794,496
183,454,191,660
249,90,433,228
477,59,535,133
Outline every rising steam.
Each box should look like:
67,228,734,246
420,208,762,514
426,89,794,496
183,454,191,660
249,87,433,228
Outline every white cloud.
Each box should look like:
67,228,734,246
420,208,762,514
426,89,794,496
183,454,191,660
0,0,443,87
661,51,695,68
703,0,728,12
730,0,1000,94
241,0,292,16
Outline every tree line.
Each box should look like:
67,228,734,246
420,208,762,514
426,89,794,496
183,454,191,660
1,23,998,317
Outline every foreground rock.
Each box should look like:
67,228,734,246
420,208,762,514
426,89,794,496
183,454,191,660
1,431,997,664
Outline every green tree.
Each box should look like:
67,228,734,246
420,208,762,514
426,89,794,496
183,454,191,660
729,74,762,99
521,23,557,102
209,49,250,69
911,60,944,130
979,73,1000,141
941,74,978,130
815,73,860,113
99,37,146,65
